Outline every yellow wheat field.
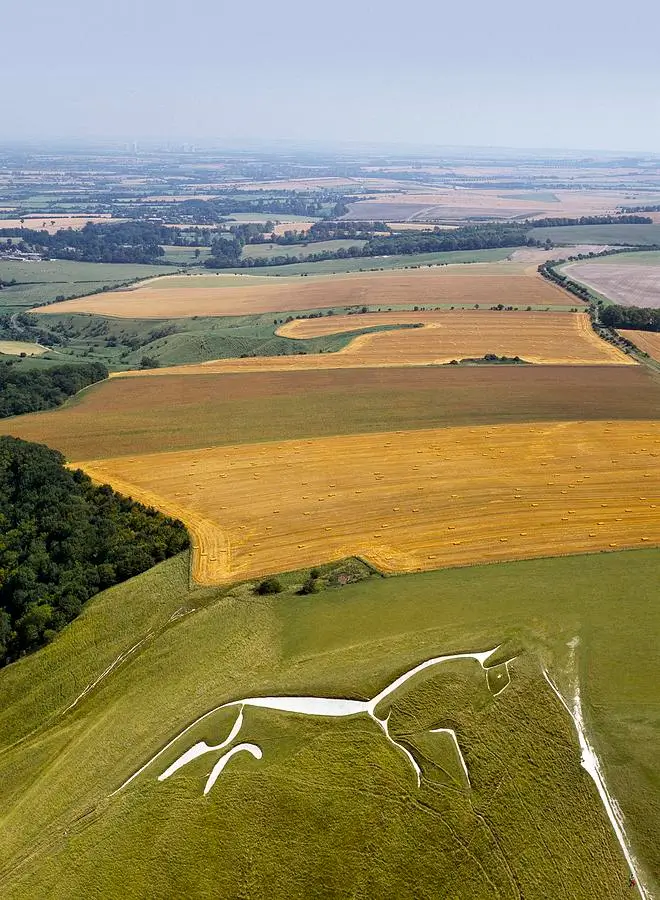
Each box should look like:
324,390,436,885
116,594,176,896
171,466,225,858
78,420,660,585
111,312,632,379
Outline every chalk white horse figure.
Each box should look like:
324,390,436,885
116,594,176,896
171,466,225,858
117,647,509,797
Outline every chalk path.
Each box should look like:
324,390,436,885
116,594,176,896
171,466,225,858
543,669,649,899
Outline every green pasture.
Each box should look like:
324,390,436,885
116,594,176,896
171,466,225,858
219,246,516,277
241,238,366,260
0,548,657,897
0,260,171,314
161,245,212,264
530,224,660,246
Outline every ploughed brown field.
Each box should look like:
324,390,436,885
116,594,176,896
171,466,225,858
563,262,660,308
33,269,575,318
113,312,632,375
0,366,660,460
619,330,660,362
76,420,660,585
3,365,657,461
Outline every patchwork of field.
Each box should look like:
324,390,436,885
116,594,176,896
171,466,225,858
619,330,660,362
77,420,660,585
116,312,632,373
34,269,577,318
341,189,657,223
4,365,658,460
563,261,660,308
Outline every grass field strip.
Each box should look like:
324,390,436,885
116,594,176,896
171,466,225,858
115,647,506,797
543,667,649,899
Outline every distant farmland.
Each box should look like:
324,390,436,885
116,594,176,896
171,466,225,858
34,269,577,318
3,365,658,461
77,420,660,585
562,261,660,308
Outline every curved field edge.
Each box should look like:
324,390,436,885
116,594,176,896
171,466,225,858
73,420,660,585
0,549,657,897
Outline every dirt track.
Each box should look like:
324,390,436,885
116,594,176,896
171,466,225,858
78,420,660,585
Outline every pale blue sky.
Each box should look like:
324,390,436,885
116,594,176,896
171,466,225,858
2,0,659,152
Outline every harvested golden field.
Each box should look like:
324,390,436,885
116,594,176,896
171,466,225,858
34,268,575,318
77,420,660,585
4,365,657,461
0,215,122,233
117,312,632,376
619,330,660,362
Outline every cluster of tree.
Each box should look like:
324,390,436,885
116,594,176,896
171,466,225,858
0,222,167,264
275,220,386,245
619,205,660,214
0,313,64,348
363,223,535,256
0,362,107,418
599,305,660,332
0,436,190,664
118,194,331,226
526,215,652,228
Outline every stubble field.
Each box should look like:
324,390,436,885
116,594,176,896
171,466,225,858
33,269,575,318
618,330,660,362
112,312,630,374
562,262,660,308
77,420,660,585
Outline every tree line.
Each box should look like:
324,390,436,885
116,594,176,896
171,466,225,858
599,305,660,331
0,362,108,418
0,436,190,664
525,214,652,228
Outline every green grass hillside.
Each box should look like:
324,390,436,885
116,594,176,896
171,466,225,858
0,549,657,898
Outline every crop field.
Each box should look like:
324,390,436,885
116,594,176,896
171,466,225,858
531,224,660,246
112,311,632,374
562,261,660,308
34,269,577,318
76,420,659,587
618,330,660,362
3,364,658,460
0,214,122,233
2,549,658,897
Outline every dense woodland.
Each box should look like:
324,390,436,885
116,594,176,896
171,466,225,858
0,222,167,264
600,305,660,331
0,362,108,418
526,214,652,228
0,436,190,664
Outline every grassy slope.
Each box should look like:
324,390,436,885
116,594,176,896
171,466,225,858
0,549,657,897
2,365,659,460
530,224,660,246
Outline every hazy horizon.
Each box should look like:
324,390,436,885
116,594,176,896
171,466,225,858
2,0,659,153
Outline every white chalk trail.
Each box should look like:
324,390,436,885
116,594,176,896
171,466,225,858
543,670,649,900
430,728,471,787
204,745,262,795
115,647,505,796
64,633,154,714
